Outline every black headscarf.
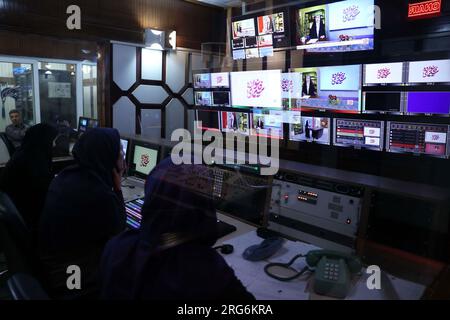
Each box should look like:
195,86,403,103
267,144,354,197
138,157,218,250
0,123,58,230
71,128,121,188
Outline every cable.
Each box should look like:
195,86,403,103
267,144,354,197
264,254,312,281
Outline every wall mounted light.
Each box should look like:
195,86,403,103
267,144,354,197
144,28,177,50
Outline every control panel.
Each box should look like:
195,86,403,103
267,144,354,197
268,171,364,252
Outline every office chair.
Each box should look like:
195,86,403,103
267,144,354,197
7,273,49,300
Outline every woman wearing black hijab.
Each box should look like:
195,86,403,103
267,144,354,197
38,128,126,299
100,157,254,300
0,123,58,235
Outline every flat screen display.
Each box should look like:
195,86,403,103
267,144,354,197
231,70,282,109
211,73,230,88
408,59,450,84
196,110,220,131
120,139,129,160
388,122,450,157
193,73,211,89
363,92,402,113
364,62,404,85
132,145,159,176
289,117,330,145
212,92,230,107
296,0,374,52
334,118,383,150
291,66,361,113
221,112,250,135
194,91,212,106
406,92,450,114
251,110,284,139
319,65,362,91
232,18,256,39
233,49,246,60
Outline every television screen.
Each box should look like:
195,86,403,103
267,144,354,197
363,92,403,113
291,65,361,113
221,112,249,135
196,110,220,131
289,116,330,145
193,73,211,89
258,35,273,47
388,122,450,157
259,47,274,58
120,138,129,161
194,91,212,106
132,145,159,176
251,110,283,139
232,38,245,49
245,36,258,48
406,92,450,114
256,11,290,48
364,63,404,85
233,49,246,60
245,48,259,59
231,70,282,109
319,65,362,91
334,118,384,150
232,18,256,39
408,59,450,84
296,0,374,52
211,72,230,88
281,73,303,109
212,92,230,107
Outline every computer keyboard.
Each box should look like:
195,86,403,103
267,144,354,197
124,198,237,239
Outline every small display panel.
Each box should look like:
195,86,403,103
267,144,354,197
363,92,402,113
132,145,159,176
193,73,211,89
194,91,213,107
212,92,230,107
388,122,450,157
364,62,404,85
334,118,384,150
406,92,450,115
289,116,330,145
211,72,230,88
196,110,220,131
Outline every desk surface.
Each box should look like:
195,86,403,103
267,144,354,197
217,229,426,300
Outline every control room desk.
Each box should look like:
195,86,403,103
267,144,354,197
216,213,426,300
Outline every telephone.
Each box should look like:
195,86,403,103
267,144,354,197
306,250,362,299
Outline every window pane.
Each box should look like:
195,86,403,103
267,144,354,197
0,61,35,131
39,62,77,128
82,64,98,119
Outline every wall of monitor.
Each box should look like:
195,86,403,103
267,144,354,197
192,0,450,189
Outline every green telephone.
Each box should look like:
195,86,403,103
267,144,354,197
306,250,362,299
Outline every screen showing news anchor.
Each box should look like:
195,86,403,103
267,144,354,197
296,0,374,52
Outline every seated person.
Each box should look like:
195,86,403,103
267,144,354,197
0,123,58,236
38,128,126,299
5,109,29,149
100,158,255,300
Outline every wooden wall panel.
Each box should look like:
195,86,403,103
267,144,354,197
0,0,226,49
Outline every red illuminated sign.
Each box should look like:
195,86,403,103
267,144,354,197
408,0,442,19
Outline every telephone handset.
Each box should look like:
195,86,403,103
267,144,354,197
306,250,362,299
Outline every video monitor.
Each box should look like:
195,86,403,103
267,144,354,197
196,110,220,131
334,118,384,151
387,122,450,158
291,65,361,113
289,116,330,145
259,47,274,58
257,11,290,48
78,117,99,137
232,38,245,50
129,141,160,178
408,59,450,84
245,36,258,48
193,73,211,89
221,112,249,135
232,18,256,39
211,72,230,88
251,110,283,139
212,92,230,107
406,92,450,115
230,70,282,109
194,91,212,107
364,63,405,85
296,0,374,52
245,48,259,59
233,49,246,60
258,35,273,47
363,92,403,113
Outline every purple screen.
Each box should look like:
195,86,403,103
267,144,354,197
407,92,450,114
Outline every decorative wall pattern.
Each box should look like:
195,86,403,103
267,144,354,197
111,44,198,139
